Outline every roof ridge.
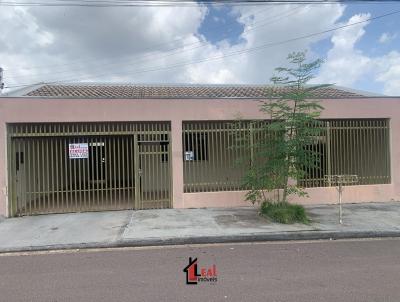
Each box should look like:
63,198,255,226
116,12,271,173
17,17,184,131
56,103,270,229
1,83,382,98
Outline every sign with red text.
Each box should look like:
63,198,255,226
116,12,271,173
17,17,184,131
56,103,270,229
183,257,218,285
69,143,89,159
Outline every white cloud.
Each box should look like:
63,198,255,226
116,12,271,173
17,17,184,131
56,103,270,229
0,3,360,91
375,51,400,95
379,32,397,44
314,13,400,96
314,13,372,87
5,2,396,96
0,5,390,98
184,4,345,84
1,5,208,86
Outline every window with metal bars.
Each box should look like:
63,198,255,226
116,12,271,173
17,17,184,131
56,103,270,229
299,119,391,187
183,132,208,161
182,119,391,193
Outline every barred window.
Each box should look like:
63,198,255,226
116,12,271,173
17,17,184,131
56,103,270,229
183,119,391,193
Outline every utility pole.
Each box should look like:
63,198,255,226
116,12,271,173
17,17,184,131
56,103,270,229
0,67,4,92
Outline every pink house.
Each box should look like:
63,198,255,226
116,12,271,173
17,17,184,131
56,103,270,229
0,83,398,217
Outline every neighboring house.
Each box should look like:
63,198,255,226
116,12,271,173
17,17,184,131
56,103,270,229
0,83,398,217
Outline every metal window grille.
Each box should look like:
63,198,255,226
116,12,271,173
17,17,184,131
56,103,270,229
183,119,391,193
300,119,391,187
182,121,258,193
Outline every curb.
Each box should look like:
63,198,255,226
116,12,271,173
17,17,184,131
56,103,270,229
1,230,400,254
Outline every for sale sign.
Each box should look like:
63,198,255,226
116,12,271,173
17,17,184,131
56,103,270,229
69,143,89,159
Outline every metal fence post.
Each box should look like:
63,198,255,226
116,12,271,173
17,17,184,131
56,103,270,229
338,181,343,224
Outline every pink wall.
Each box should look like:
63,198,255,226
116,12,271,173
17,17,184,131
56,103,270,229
0,97,399,216
183,184,396,208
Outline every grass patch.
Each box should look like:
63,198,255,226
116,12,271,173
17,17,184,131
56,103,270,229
261,201,310,224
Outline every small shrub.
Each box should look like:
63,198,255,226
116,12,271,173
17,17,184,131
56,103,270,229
261,201,309,224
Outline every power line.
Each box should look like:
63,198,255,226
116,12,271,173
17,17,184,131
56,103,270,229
4,5,273,75
5,0,396,75
5,5,301,80
0,0,397,7
3,1,396,75
6,8,399,89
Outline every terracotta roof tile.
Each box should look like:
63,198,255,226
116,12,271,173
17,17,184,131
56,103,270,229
24,84,367,99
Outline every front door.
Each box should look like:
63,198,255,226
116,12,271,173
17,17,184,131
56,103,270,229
135,134,171,210
89,141,106,185
15,150,26,213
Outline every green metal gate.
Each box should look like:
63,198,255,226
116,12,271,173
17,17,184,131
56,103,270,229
8,122,172,216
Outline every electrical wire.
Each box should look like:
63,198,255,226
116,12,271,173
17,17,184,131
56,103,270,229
3,0,396,74
4,5,274,75
0,0,397,7
5,8,399,89
5,5,301,80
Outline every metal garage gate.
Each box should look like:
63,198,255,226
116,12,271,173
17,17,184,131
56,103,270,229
7,122,172,216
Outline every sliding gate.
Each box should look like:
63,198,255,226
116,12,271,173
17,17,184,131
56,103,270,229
7,122,172,216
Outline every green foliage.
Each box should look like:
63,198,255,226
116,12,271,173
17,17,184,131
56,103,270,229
261,201,309,224
241,51,327,205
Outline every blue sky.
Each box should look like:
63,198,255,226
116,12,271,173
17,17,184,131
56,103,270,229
1,2,400,95
199,5,245,45
199,2,400,50
198,2,400,95
321,2,400,94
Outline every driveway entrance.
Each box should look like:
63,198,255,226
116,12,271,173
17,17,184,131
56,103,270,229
8,122,171,216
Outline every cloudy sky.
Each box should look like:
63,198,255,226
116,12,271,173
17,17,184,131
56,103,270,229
1,1,400,95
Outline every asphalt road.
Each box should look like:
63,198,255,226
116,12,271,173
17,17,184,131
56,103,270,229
1,238,400,302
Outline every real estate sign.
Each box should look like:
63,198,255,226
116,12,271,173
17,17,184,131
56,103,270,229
69,143,89,159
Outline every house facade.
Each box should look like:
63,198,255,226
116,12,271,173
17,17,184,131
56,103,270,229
0,84,398,217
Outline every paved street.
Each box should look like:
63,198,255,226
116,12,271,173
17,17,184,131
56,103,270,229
1,238,400,302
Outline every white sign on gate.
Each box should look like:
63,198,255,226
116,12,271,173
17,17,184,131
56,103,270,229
185,151,194,161
69,143,89,159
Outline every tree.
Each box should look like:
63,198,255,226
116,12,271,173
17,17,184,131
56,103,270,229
243,51,326,205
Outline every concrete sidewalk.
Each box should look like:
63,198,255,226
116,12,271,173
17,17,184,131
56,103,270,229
0,202,399,253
